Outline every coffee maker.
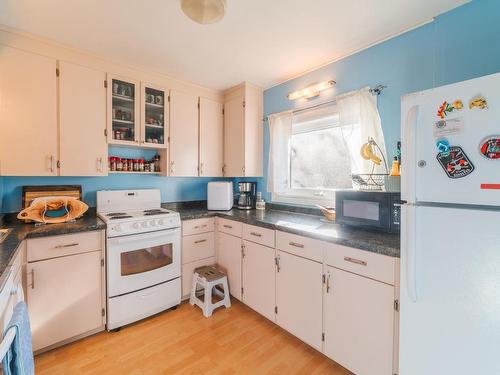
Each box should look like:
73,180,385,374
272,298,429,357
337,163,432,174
237,182,257,210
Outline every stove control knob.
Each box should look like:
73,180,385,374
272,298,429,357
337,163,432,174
158,219,165,226
150,220,156,227
132,222,140,229
142,221,149,228
113,224,122,232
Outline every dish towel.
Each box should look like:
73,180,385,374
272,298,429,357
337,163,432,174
2,302,34,375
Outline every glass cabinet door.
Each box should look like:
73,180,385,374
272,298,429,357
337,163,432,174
109,76,139,144
141,83,168,148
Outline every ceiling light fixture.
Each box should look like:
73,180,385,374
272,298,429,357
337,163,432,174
287,80,336,100
181,0,226,25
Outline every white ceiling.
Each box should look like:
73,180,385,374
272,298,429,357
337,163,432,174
0,0,468,90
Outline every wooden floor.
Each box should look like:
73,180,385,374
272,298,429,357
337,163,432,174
35,300,352,375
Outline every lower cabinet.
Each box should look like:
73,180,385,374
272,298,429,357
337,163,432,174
241,240,275,321
324,265,395,375
216,231,242,300
275,250,323,351
26,231,105,352
27,250,103,351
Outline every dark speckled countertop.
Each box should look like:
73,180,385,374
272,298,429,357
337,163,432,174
164,202,400,258
0,208,106,286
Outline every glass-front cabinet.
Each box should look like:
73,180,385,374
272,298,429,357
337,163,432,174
140,83,168,149
108,75,140,145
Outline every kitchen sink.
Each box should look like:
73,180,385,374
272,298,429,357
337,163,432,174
0,228,11,244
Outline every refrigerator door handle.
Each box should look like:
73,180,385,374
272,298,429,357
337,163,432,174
401,104,420,203
404,204,418,302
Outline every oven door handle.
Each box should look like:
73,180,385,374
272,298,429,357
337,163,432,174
109,228,180,245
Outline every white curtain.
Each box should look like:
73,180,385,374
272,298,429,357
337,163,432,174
337,87,387,175
267,111,293,194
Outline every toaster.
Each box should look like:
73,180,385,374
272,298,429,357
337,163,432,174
207,182,234,211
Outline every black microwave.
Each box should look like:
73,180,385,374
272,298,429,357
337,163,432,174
335,190,401,233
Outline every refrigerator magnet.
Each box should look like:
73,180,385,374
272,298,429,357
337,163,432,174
436,146,475,179
437,100,463,119
433,117,464,138
436,138,451,154
469,95,488,110
479,136,500,159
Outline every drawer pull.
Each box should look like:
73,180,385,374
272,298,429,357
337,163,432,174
223,224,233,229
289,241,304,249
54,243,79,249
250,232,262,237
194,239,207,244
344,256,367,266
194,224,208,229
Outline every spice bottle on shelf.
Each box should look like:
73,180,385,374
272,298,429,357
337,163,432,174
154,153,160,172
139,159,145,172
133,159,139,172
109,157,116,171
127,159,133,172
116,158,123,172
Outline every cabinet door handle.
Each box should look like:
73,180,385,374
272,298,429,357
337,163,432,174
250,232,262,237
199,162,203,176
54,243,79,249
223,224,233,229
170,161,175,174
194,239,207,244
326,273,331,293
97,157,104,172
275,256,280,272
49,155,55,173
289,241,304,249
29,269,35,289
194,224,208,229
344,256,367,266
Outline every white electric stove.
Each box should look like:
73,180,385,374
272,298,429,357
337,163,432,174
97,189,181,330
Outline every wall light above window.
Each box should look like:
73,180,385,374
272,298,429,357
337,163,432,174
287,80,335,101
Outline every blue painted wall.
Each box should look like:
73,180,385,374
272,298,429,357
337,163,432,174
1,147,229,213
262,0,500,201
2,0,499,212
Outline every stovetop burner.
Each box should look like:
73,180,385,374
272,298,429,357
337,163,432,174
143,209,167,216
106,212,127,217
109,215,133,220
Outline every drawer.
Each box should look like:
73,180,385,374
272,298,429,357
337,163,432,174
243,224,275,248
27,231,102,262
275,231,323,263
217,218,242,237
182,232,215,264
182,218,215,236
324,243,396,285
181,257,215,298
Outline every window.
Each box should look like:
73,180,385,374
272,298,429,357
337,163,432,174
272,107,353,205
268,88,386,207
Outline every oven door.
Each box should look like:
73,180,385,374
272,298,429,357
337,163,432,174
107,228,181,297
335,191,391,232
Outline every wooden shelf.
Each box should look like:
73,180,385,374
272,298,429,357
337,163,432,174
145,102,164,109
109,171,161,175
112,119,134,125
112,94,134,102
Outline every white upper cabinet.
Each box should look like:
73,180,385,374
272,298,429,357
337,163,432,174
140,82,168,149
199,97,223,177
59,61,107,176
107,74,141,146
0,46,58,176
223,82,263,177
169,90,199,176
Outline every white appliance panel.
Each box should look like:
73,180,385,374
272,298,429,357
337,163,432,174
400,205,500,375
107,228,181,297
402,72,500,205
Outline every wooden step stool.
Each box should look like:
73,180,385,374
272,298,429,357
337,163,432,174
189,265,231,317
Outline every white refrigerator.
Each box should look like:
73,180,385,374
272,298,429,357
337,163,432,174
400,72,500,375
